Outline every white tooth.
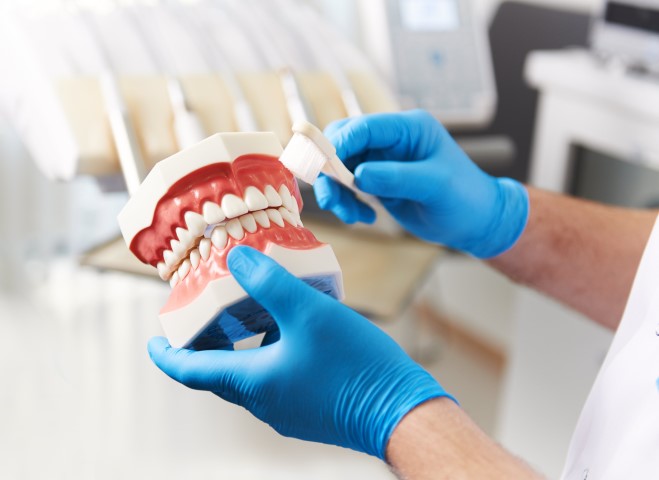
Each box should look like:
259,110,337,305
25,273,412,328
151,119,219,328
171,239,185,258
184,211,207,237
226,218,245,240
279,185,294,211
203,202,225,225
266,208,284,228
189,249,201,270
178,259,191,280
290,198,302,226
163,249,177,267
199,238,211,260
157,262,171,281
244,186,269,212
291,196,301,217
264,185,282,207
221,194,249,218
211,226,228,249
279,207,296,226
239,213,257,233
176,227,195,251
252,210,271,228
169,272,180,288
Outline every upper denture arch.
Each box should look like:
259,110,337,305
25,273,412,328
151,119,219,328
131,155,306,274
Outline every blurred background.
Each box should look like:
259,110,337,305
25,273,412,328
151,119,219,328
2,0,659,478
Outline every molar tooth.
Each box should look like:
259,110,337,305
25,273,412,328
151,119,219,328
226,218,245,240
203,202,225,225
252,210,270,228
184,211,207,237
221,194,249,219
279,185,294,211
264,185,282,207
169,272,180,288
189,249,201,270
279,207,296,226
199,238,211,260
244,186,269,212
211,226,228,249
157,262,172,281
163,249,177,267
239,213,257,233
176,227,195,251
178,259,191,280
266,208,284,228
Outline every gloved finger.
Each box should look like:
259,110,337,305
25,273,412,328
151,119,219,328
323,117,351,138
331,200,375,225
327,112,414,161
355,160,435,203
227,246,328,332
339,190,376,224
147,336,253,392
314,176,376,224
313,174,341,210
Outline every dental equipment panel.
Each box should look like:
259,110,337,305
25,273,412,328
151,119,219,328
118,132,344,349
591,0,659,74
358,0,496,126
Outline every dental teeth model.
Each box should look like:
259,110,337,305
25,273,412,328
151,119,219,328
118,132,344,350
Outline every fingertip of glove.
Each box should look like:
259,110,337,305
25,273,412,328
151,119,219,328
147,336,170,359
332,204,358,224
353,163,385,194
227,247,290,301
227,245,261,277
313,176,339,210
356,202,377,224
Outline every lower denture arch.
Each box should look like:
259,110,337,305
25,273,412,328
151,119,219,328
161,227,321,313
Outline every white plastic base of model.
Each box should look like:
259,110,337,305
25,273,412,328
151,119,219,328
118,132,283,246
160,243,344,348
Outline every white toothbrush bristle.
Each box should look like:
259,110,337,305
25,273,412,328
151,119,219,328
280,133,330,185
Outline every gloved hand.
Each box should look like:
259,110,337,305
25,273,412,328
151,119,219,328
314,109,529,259
148,246,454,460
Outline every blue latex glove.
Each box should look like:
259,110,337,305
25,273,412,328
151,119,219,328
148,246,454,459
314,109,529,259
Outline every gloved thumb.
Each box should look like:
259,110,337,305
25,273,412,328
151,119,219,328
227,246,324,333
147,336,254,395
354,161,431,202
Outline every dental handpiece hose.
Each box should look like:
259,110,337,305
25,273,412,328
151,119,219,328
166,77,207,150
99,73,147,197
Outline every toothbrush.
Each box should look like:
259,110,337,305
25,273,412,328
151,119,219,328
279,120,379,209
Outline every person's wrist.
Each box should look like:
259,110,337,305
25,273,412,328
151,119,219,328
355,365,454,460
386,396,544,479
385,397,459,464
467,178,529,259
